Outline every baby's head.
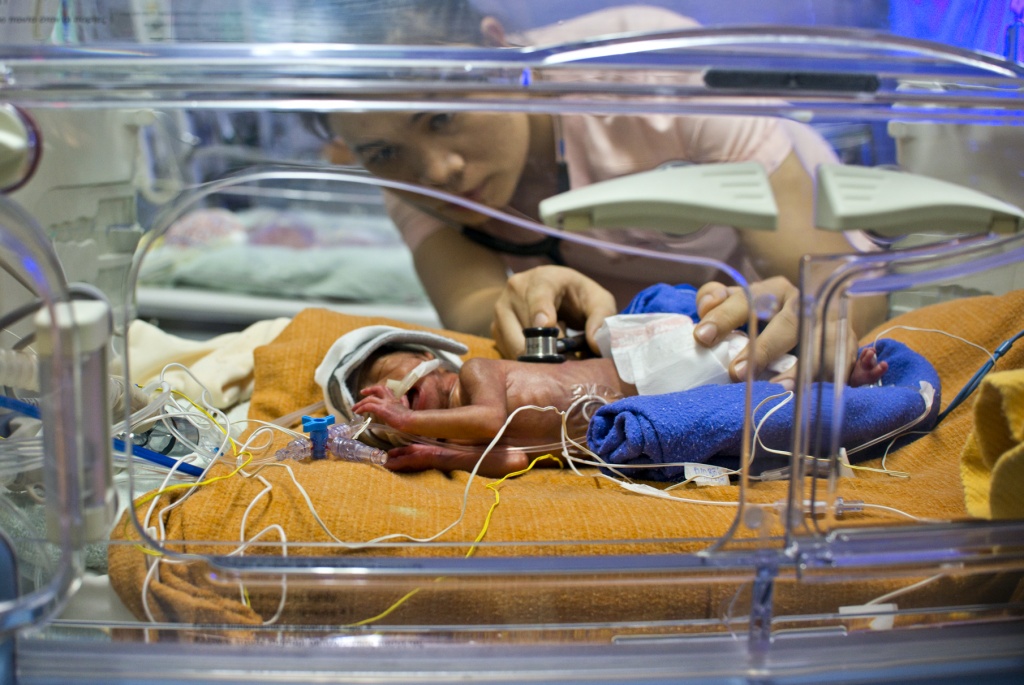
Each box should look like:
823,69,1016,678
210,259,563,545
354,346,430,393
319,324,468,420
352,345,460,411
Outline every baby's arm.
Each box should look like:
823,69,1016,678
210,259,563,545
351,365,510,440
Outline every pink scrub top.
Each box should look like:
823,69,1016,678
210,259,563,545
385,6,867,306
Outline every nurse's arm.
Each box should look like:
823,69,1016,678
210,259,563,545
412,226,509,338
741,150,887,336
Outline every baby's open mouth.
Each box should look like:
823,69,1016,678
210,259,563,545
406,386,420,410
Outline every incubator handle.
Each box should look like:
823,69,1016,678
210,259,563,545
540,25,1024,79
0,105,40,193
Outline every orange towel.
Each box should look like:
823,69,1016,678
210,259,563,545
108,292,1024,628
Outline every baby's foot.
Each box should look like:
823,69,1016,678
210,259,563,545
848,347,888,387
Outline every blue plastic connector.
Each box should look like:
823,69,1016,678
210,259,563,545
302,415,335,460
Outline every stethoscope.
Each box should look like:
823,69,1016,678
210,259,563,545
517,326,587,363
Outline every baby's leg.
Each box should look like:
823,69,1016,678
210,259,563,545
384,443,530,478
847,347,888,387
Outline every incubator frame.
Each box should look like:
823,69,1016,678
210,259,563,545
1,18,1024,684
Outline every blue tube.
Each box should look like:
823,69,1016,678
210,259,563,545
111,438,205,478
2,394,204,478
0,395,40,419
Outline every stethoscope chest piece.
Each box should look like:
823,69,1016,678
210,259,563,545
518,326,565,363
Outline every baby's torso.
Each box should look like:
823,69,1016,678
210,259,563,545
464,358,628,443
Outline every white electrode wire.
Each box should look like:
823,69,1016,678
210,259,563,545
139,452,206,624
155,363,243,462
139,426,279,627
558,392,797,491
750,391,795,458
663,392,793,490
140,550,171,623
553,392,931,520
242,461,340,548
141,401,268,548
126,383,173,429
141,470,289,625
138,397,517,555
554,398,739,507
263,404,565,549
128,362,935,601
233,524,289,625
235,418,305,442
855,502,932,522
148,424,276,544
865,572,947,606
873,326,995,364
141,521,291,625
845,389,933,456
143,453,212,548
143,424,266,542
877,430,934,478
236,474,289,625
365,423,574,459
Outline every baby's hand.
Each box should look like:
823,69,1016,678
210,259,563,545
351,385,413,429
848,346,888,387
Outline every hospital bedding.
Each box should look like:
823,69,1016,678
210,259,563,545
106,290,1024,629
135,206,440,329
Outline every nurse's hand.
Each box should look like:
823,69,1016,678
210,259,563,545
491,265,617,360
694,277,801,387
694,276,858,387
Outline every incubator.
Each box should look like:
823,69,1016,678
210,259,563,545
1,1,1024,683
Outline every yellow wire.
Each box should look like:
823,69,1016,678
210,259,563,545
345,587,426,627
123,387,253,556
345,453,561,627
464,453,561,559
169,388,241,454
128,452,255,557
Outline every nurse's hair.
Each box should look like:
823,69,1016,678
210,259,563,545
328,0,489,45
300,0,495,141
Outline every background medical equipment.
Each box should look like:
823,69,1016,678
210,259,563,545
2,1,1024,683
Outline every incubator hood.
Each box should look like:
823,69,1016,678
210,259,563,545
1,1,1024,683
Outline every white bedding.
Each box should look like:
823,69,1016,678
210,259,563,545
137,206,438,328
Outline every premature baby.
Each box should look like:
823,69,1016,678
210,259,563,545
351,343,888,477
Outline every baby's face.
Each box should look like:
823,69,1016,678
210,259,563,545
361,350,458,411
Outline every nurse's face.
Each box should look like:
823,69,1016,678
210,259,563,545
328,110,531,226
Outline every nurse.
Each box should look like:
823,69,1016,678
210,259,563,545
318,0,881,381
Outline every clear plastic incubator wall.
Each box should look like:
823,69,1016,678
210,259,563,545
1,1,1023,683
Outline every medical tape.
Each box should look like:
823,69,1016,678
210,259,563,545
386,359,441,397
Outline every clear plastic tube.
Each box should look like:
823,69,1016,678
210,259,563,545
269,400,326,428
275,422,387,465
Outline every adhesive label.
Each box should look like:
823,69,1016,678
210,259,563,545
683,463,732,487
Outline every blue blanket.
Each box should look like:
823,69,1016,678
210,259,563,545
586,338,941,482
622,283,700,318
